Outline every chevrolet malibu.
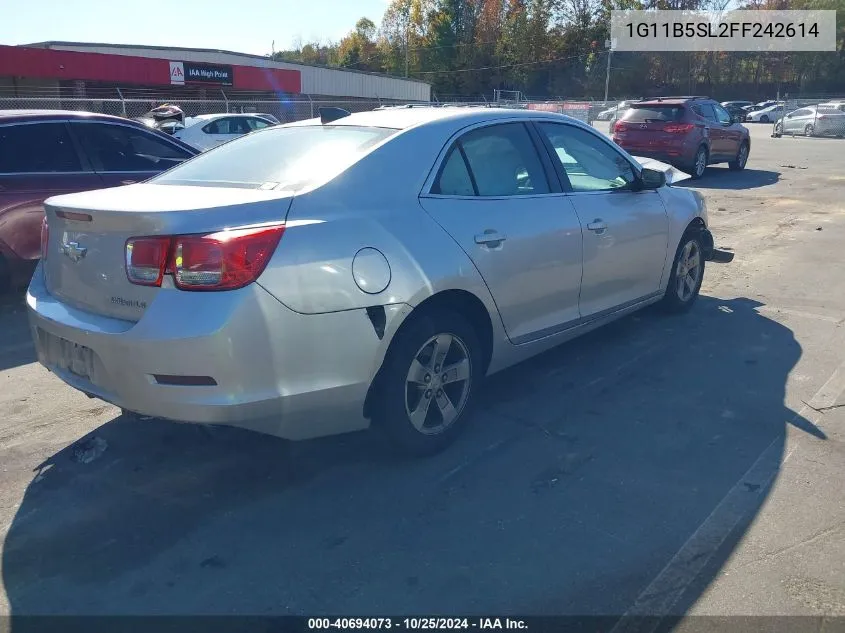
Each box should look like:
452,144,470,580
29,107,724,455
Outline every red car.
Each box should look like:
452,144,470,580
0,111,198,289
612,96,750,180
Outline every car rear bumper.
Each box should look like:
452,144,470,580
27,264,405,440
614,143,698,168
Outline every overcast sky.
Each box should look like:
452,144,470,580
1,0,390,55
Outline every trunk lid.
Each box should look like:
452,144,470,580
43,183,294,321
614,104,690,146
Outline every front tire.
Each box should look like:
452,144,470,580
661,232,705,313
373,309,482,456
805,124,815,137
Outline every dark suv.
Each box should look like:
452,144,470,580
612,97,750,179
0,111,198,289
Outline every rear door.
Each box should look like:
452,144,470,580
535,121,670,318
418,121,584,344
712,103,743,157
68,121,195,187
0,121,101,262
692,103,727,158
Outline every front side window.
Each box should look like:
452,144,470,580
153,125,397,190
713,104,733,125
246,118,273,131
537,122,637,193
456,123,549,197
0,123,82,174
203,117,252,135
73,123,192,172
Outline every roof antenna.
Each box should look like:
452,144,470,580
319,107,351,124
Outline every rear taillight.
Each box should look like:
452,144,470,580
125,236,171,287
172,226,284,291
613,121,627,133
663,123,695,133
124,225,285,291
40,217,49,261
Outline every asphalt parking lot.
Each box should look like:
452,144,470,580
1,122,844,623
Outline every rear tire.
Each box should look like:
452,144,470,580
661,232,705,314
729,142,749,171
689,146,708,180
760,115,770,123
372,309,482,456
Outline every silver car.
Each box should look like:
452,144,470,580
28,107,723,455
775,105,845,137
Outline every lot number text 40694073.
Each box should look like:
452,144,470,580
307,618,528,630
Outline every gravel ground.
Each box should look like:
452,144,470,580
0,123,843,624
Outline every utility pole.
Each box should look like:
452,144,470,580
604,39,615,104
405,19,410,78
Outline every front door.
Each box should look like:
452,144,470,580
534,121,670,318
419,122,584,344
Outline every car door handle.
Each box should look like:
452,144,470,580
587,220,608,233
474,230,506,246
120,180,137,185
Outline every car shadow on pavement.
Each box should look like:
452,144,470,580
0,291,35,372
678,168,780,190
1,296,822,620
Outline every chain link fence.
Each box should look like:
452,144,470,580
0,91,602,125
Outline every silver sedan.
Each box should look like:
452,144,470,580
775,105,845,137
28,107,725,455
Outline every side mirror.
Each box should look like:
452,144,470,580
639,168,666,190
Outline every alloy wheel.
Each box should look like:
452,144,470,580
676,240,702,302
404,333,472,435
737,144,748,168
695,149,707,178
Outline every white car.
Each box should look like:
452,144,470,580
596,101,636,121
745,104,785,123
172,113,277,151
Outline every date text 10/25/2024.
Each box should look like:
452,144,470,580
308,618,528,630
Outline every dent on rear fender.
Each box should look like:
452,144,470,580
259,198,489,315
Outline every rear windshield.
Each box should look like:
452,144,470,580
153,125,397,190
622,106,686,123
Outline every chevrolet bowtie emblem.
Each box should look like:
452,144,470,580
61,240,88,262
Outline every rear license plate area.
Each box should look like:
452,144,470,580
39,330,95,380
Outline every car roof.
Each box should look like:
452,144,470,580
286,106,590,132
0,109,141,125
191,113,266,121
634,97,709,106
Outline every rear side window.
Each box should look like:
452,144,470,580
433,147,475,196
622,106,685,123
72,123,192,172
458,123,550,196
693,104,718,121
154,125,397,190
0,122,82,174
